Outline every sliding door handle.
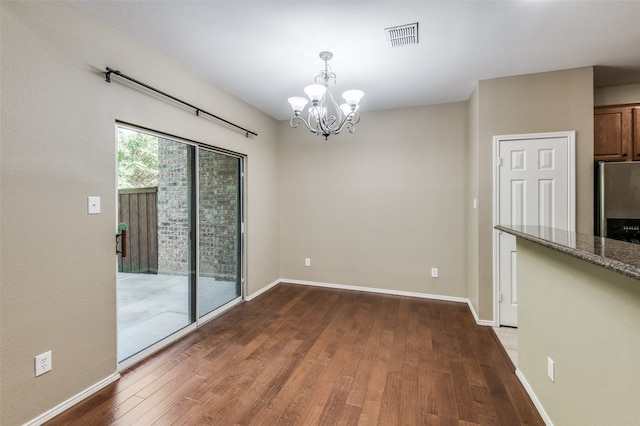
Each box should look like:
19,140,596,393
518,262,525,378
116,223,128,257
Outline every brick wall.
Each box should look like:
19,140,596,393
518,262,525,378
157,139,191,275
157,138,239,280
198,150,239,281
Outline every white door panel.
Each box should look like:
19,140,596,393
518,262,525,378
495,133,575,327
498,231,518,313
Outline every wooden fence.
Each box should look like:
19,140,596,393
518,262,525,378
118,187,158,273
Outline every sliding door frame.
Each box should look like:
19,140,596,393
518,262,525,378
116,122,246,371
195,145,245,325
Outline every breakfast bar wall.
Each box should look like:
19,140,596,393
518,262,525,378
513,237,640,425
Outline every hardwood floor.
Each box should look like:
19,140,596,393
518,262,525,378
46,284,544,425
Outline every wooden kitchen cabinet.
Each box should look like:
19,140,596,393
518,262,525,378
594,105,633,162
633,107,640,161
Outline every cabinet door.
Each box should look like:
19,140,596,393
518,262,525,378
634,108,640,161
594,106,632,161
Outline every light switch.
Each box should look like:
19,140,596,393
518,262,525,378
88,196,101,214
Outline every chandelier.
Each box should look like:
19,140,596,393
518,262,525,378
288,51,364,140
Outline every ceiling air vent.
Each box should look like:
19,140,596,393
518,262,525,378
384,22,419,48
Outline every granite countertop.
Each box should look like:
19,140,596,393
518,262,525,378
495,225,640,281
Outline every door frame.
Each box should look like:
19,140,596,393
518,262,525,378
492,131,576,326
115,122,247,371
195,146,246,325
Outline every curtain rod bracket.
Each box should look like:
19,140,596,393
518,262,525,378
103,67,258,137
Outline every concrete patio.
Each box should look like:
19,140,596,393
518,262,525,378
117,272,238,361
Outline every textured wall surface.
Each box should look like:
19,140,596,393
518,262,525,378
198,150,240,281
278,103,469,298
1,2,279,424
518,239,640,425
474,67,594,320
156,140,240,280
157,139,191,274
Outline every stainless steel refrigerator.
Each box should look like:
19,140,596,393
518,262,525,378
595,161,640,243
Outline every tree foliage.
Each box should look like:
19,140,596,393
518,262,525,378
118,129,159,189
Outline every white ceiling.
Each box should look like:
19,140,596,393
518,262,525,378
70,1,640,121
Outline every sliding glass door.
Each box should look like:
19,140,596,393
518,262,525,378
198,149,242,319
117,125,243,365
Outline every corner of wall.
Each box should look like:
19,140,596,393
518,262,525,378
465,84,481,318
474,66,594,322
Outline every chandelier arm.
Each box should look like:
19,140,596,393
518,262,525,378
308,107,326,134
292,111,361,138
326,90,343,130
288,51,362,140
332,112,360,135
324,115,339,131
290,115,322,136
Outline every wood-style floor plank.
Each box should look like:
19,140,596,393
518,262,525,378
46,284,544,425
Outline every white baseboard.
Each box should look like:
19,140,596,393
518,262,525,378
245,278,280,301
24,372,120,426
250,279,496,326
282,278,469,302
22,280,501,425
279,278,494,327
467,299,497,327
515,368,553,426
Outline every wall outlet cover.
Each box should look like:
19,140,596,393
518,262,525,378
35,351,52,377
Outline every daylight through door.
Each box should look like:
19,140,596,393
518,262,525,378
117,125,243,365
198,148,242,319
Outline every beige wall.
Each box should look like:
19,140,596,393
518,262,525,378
0,2,279,425
518,239,640,425
0,2,606,424
279,68,595,321
474,67,594,320
466,86,481,315
278,103,469,297
594,82,640,106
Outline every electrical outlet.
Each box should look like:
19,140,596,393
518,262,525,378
35,351,52,377
431,267,439,278
547,356,555,382
305,258,311,267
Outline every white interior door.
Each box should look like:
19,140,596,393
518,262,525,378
495,132,575,327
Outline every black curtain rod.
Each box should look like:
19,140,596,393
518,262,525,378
105,67,258,138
